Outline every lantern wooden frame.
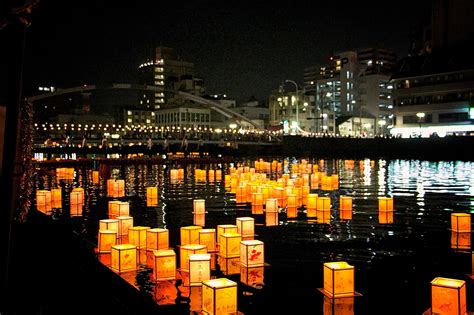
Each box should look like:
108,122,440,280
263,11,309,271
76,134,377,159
146,186,158,207
202,278,237,315
99,219,119,237
199,229,216,252
98,229,117,253
180,244,207,272
431,277,466,315
188,254,211,286
217,225,238,243
111,244,137,273
378,196,394,211
146,228,169,251
129,226,150,249
323,261,355,298
240,240,264,267
36,190,52,213
180,226,203,245
451,213,471,232
117,216,133,236
153,249,176,281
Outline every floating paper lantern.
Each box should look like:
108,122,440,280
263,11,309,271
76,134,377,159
51,188,62,209
208,169,215,182
70,189,84,217
251,192,264,215
236,217,254,240
147,228,169,251
286,194,298,218
129,226,150,249
301,185,310,205
153,249,176,281
323,296,354,315
340,209,353,221
378,210,394,224
107,179,125,197
378,196,393,211
240,265,264,288
202,278,237,315
111,244,137,273
307,193,318,218
266,198,278,213
98,230,117,253
215,170,222,182
219,233,241,258
240,240,264,267
180,244,207,272
339,196,352,211
199,229,216,252
431,277,466,315
36,190,52,213
99,219,119,237
193,199,206,214
450,231,471,251
317,196,331,211
92,170,99,184
266,211,278,226
108,201,130,219
188,254,211,286
311,173,319,189
217,225,238,243
146,187,158,207
117,216,133,236
323,261,355,297
181,226,203,245
273,187,285,207
451,213,471,232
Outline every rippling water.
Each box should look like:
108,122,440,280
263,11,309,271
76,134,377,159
35,158,474,314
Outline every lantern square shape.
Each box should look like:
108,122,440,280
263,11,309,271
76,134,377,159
117,216,133,236
219,233,241,258
323,296,355,315
98,230,117,253
51,188,62,209
129,226,150,249
99,219,119,237
378,210,394,224
193,199,206,214
199,229,216,252
236,217,254,238
340,209,353,221
252,192,263,206
431,277,466,315
153,249,176,281
265,198,278,213
251,204,264,215
188,254,211,286
378,196,393,211
92,170,99,184
180,244,207,272
240,240,264,267
451,213,471,232
266,211,278,226
193,213,206,227
202,278,237,315
450,231,471,251
340,196,353,211
70,202,82,217
323,261,355,297
240,266,264,288
71,187,84,204
317,196,331,211
287,206,298,218
317,209,331,224
146,187,158,207
36,190,52,213
217,225,238,243
146,228,169,251
107,179,125,197
111,244,137,273
181,226,203,245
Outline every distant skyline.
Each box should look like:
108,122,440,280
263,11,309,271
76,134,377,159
4,0,433,103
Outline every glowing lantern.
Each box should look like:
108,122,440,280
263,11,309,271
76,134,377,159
323,261,355,298
286,193,298,218
155,280,178,305
331,174,339,188
218,256,240,275
146,228,169,251
117,216,133,236
129,226,150,249
273,187,285,207
108,201,129,219
266,211,278,226
311,173,319,189
70,189,83,217
209,169,215,182
266,198,278,213
181,226,203,246
193,213,206,227
378,210,394,224
36,190,52,213
92,171,99,184
340,196,353,220
318,196,331,211
217,225,238,243
219,233,241,258
323,296,354,315
199,229,216,252
97,230,116,253
188,254,211,286
450,231,471,251
240,240,264,267
202,278,237,315
180,244,207,271
451,213,471,232
146,187,158,207
193,199,206,213
317,210,331,224
51,188,62,209
99,219,119,237
240,265,264,288
215,169,222,181
431,277,466,315
307,193,318,218
236,217,254,240
251,192,264,215
301,185,310,205
111,244,137,273
107,179,125,197
236,185,247,203
153,249,176,281
378,196,393,211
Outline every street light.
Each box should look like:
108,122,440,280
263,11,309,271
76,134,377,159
283,79,299,133
416,112,425,137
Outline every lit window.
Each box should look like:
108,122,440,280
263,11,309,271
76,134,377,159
127,118,132,123
146,119,151,123
128,111,132,115
367,60,373,66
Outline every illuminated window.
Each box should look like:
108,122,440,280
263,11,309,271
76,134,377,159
127,111,132,115
127,118,132,123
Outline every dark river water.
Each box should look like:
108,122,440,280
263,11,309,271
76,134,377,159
35,158,474,315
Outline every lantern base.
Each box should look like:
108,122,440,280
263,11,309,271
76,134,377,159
423,308,473,315
317,288,362,298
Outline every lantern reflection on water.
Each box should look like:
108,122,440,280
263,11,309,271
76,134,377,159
323,261,355,298
286,194,298,218
450,231,471,251
240,265,264,288
431,277,466,315
154,280,178,305
202,278,237,315
378,209,394,224
323,296,354,315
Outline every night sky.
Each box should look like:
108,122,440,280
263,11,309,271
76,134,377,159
3,0,432,103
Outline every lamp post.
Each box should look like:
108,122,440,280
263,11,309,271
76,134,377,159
416,112,425,137
283,80,299,133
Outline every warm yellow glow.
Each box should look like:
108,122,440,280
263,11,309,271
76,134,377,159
378,196,394,211
180,244,207,272
111,244,137,273
199,229,216,252
236,217,254,239
339,196,352,211
307,193,318,218
36,190,52,213
188,254,211,286
431,277,466,315
107,179,125,197
266,211,278,226
98,230,116,253
108,201,130,219
129,226,150,249
451,213,471,232
116,216,133,236
180,226,203,245
286,193,298,218
323,296,354,315
240,266,264,288
92,171,99,184
266,198,278,213
240,240,264,267
219,233,241,258
193,199,206,213
99,219,119,237
378,210,394,224
317,196,331,211
202,278,237,315
323,261,355,297
193,213,206,227
51,188,62,209
153,249,176,281
450,231,471,250
217,225,238,243
146,228,169,251
146,187,158,207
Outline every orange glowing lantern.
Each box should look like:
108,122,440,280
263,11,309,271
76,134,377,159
431,277,466,315
36,190,52,213
219,233,241,258
339,196,352,211
188,254,211,286
450,231,471,251
317,210,331,224
266,211,278,226
215,169,222,182
181,226,203,245
146,228,169,251
146,187,158,207
129,226,150,249
193,199,206,214
301,185,310,205
153,249,176,281
155,280,178,305
107,179,125,197
217,225,238,243
51,188,62,209
451,213,471,232
318,196,331,211
92,170,99,184
236,217,254,240
236,185,247,203
180,244,207,272
378,210,394,224
266,198,278,213
307,193,318,218
286,193,298,218
240,265,264,288
98,230,117,253
193,213,206,227
111,244,137,273
199,229,216,252
218,256,240,275
108,201,129,219
311,173,319,189
240,240,264,267
202,278,237,315
117,216,133,236
99,219,119,237
251,192,264,215
70,189,83,217
208,169,215,182
323,261,355,298
378,196,394,211
323,296,355,315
